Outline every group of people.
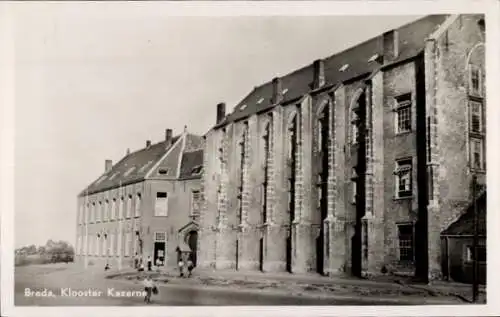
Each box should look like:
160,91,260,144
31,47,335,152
177,258,194,278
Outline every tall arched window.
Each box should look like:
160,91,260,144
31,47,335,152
261,116,272,224
350,98,361,145
238,122,248,224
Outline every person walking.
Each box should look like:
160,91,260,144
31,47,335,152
134,253,139,269
143,275,155,304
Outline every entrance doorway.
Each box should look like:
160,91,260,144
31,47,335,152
259,238,264,271
286,236,292,273
187,230,198,266
154,242,166,266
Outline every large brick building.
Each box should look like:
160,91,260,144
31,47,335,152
75,127,204,270
198,14,486,280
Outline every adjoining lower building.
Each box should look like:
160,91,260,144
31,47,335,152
441,190,486,284
75,127,204,270
198,14,486,280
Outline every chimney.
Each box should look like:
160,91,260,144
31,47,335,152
313,59,325,89
165,129,173,147
383,29,399,62
272,77,283,104
105,160,112,173
146,140,151,148
126,148,130,156
216,102,226,124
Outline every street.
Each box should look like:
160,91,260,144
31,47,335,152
15,264,409,306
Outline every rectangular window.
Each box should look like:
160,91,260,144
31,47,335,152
102,235,107,257
469,64,482,97
469,101,483,134
466,245,487,262
126,195,132,218
76,236,81,255
109,233,115,257
470,138,484,170
395,159,412,198
91,203,96,222
395,94,412,134
398,224,414,263
155,192,168,216
351,181,357,204
95,236,99,256
116,232,122,256
135,194,141,217
119,197,124,219
111,199,116,220
97,202,102,222
155,232,166,242
125,232,132,257
104,200,109,221
191,190,200,217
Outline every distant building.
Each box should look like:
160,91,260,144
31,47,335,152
441,190,486,284
199,14,486,280
75,128,204,270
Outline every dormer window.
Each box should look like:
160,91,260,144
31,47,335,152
123,166,135,177
108,171,120,181
339,64,349,72
240,104,247,111
191,165,203,175
368,54,380,63
257,98,264,104
282,88,289,95
158,168,169,175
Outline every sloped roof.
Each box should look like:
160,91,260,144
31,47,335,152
442,191,487,236
80,132,204,196
216,15,449,127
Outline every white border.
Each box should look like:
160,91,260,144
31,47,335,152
2,1,500,316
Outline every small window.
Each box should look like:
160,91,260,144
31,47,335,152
468,64,482,97
126,195,132,218
282,88,289,95
339,64,349,72
155,232,166,242
398,224,414,263
240,104,247,111
111,198,116,220
191,165,203,175
158,168,169,175
395,94,412,134
395,159,412,198
368,54,380,63
257,98,264,104
470,137,484,170
466,245,486,262
351,181,357,204
95,175,107,185
124,166,136,177
469,101,483,134
108,171,120,180
191,190,201,216
155,192,168,216
135,193,141,217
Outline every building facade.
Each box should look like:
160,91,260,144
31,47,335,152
75,128,204,270
199,14,486,280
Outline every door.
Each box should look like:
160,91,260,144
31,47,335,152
154,242,165,266
187,231,198,266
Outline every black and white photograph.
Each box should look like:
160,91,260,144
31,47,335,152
1,1,499,316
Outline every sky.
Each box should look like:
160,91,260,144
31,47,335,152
11,2,421,248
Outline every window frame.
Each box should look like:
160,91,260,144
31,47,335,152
394,158,413,199
469,100,484,135
470,137,485,171
468,64,483,98
135,193,141,217
154,192,169,217
465,245,487,263
397,223,415,264
394,94,412,135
